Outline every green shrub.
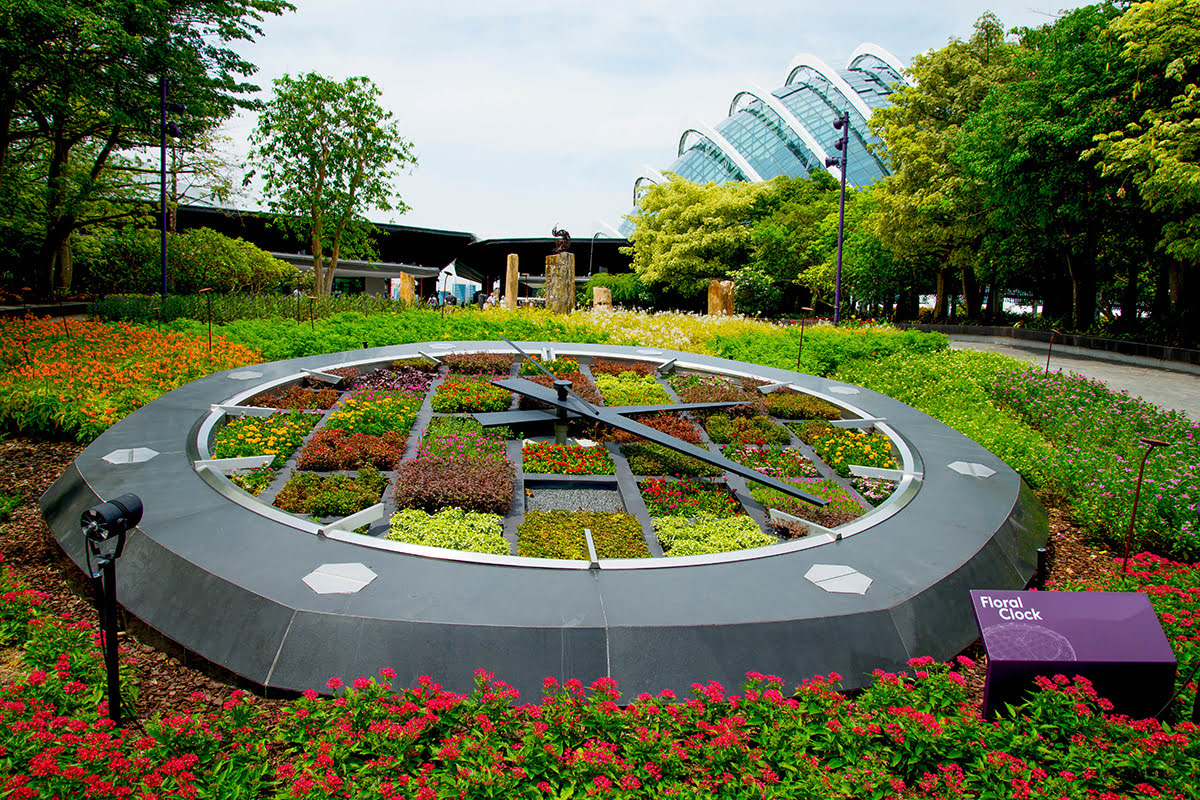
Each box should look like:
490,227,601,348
713,325,949,376
622,442,723,477
517,511,649,559
593,373,670,406
577,272,652,308
704,414,791,445
765,391,842,420
386,508,509,555
273,468,386,518
654,514,776,556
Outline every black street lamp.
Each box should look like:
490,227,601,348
160,76,185,299
824,112,850,325
1044,329,1062,375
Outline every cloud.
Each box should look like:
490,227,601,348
224,0,1096,240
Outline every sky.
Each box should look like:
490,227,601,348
222,0,1097,241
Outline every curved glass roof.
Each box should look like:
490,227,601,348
642,43,908,201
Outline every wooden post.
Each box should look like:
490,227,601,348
505,254,519,310
592,285,612,311
708,279,735,316
545,252,576,314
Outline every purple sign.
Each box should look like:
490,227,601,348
970,590,1175,719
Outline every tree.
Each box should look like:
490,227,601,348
870,13,1019,320
0,0,293,294
246,73,417,297
622,174,772,299
1089,0,1200,344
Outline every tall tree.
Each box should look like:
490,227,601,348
958,3,1140,330
245,72,418,297
0,0,293,294
870,13,1019,320
1089,0,1200,344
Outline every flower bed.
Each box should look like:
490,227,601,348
516,511,649,559
704,413,792,445
431,377,512,413
348,364,437,394
386,508,509,555
622,442,723,477
248,383,341,410
853,475,898,506
420,424,508,462
393,456,513,515
424,415,512,443
442,352,513,375
325,389,423,436
589,411,702,445
229,466,276,496
793,421,896,477
295,428,408,471
669,372,765,417
212,410,318,467
655,514,776,555
640,477,741,517
522,442,616,475
723,444,820,480
273,467,387,518
752,478,866,530
519,356,579,376
765,390,842,420
592,372,670,406
516,372,603,409
587,357,654,377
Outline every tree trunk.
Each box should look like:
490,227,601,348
1120,258,1139,328
933,268,950,319
960,265,981,320
896,287,919,321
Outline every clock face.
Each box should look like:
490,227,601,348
43,341,1044,699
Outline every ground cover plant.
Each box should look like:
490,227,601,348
521,442,616,475
0,316,261,441
654,513,777,555
229,465,276,496
592,372,670,406
704,413,792,445
248,383,341,410
588,411,702,445
431,376,512,413
587,357,654,377
211,410,319,467
992,367,1200,561
621,441,723,477
764,390,843,420
519,356,579,376
752,478,867,530
852,475,898,506
386,508,509,555
442,352,514,375
793,421,897,477
516,511,649,559
348,363,438,393
722,444,821,480
419,422,508,462
640,477,741,517
272,467,387,518
393,456,514,515
423,414,511,443
295,428,408,471
669,371,766,417
326,388,423,436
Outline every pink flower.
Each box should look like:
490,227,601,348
327,677,343,691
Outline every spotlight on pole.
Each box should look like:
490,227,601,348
797,306,815,368
81,494,143,725
1122,437,1170,573
824,112,850,325
1044,329,1061,375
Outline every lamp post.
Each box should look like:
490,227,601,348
797,306,815,368
589,232,602,276
1044,329,1061,375
159,77,185,299
1122,437,1170,573
824,111,850,325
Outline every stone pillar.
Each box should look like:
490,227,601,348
505,254,519,310
544,252,576,315
397,273,415,304
708,279,735,316
592,285,612,311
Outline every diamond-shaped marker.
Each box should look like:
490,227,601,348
804,563,873,595
828,386,860,395
102,447,159,465
948,461,996,478
229,370,263,381
302,563,377,595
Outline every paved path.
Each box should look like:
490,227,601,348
948,335,1199,423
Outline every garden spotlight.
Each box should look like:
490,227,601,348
797,306,815,368
81,493,142,725
1122,437,1169,573
1044,329,1061,375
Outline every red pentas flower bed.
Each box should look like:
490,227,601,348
521,442,616,475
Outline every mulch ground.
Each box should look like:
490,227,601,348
0,435,1124,726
